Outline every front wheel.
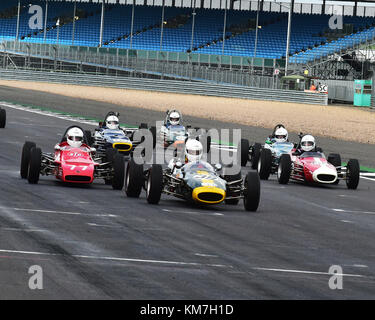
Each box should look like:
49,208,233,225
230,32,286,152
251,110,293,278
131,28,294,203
27,147,42,184
112,153,125,190
146,164,163,204
250,143,261,170
21,141,36,179
258,149,272,180
150,126,157,149
125,158,144,197
238,139,249,167
346,159,360,190
277,154,291,184
243,171,260,212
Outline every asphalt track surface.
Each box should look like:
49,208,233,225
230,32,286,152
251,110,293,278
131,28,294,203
1,87,375,299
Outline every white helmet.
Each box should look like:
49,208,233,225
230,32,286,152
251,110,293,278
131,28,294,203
185,139,203,162
301,135,316,152
169,111,180,126
66,127,84,148
106,115,119,130
274,127,288,143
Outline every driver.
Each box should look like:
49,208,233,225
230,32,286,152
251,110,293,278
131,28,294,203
266,125,289,145
166,110,181,127
168,139,213,176
66,127,84,148
294,134,317,155
105,115,120,130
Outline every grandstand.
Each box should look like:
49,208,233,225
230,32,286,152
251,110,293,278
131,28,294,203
0,0,375,100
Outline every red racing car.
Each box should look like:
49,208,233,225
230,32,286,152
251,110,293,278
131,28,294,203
20,126,124,189
277,136,360,190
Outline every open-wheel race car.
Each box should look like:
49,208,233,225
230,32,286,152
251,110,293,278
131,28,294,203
0,107,6,128
276,135,360,189
149,109,211,152
87,111,149,160
238,124,295,180
20,126,125,189
124,158,261,212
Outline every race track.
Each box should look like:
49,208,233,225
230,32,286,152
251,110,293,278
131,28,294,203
0,88,375,299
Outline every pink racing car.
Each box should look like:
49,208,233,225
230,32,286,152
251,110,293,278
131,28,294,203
276,151,360,189
20,126,124,189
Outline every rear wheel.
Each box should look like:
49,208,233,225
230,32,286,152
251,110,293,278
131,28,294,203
150,126,157,149
125,158,144,197
258,149,272,180
21,141,36,179
27,147,41,184
112,153,125,190
146,164,163,204
224,171,242,205
250,143,261,170
277,154,292,185
238,139,249,167
243,171,260,212
346,159,360,190
328,153,341,185
0,108,6,128
139,123,148,129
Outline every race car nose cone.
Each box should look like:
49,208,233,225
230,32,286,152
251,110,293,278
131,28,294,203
313,166,337,184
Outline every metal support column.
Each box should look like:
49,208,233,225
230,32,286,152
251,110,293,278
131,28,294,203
99,0,105,47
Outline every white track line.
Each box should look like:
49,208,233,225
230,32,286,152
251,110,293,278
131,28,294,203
0,249,228,268
252,267,365,278
0,102,98,126
0,206,117,218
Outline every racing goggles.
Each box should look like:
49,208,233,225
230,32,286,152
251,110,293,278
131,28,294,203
107,121,119,126
170,117,179,122
301,141,314,146
187,149,201,156
275,135,286,139
68,136,83,142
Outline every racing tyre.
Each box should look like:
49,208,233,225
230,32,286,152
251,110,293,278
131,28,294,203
206,135,211,153
84,130,94,146
0,108,6,128
277,154,292,185
112,153,125,190
105,148,118,163
146,164,163,204
346,159,360,190
250,143,261,170
27,147,41,184
21,141,36,179
243,171,260,212
258,149,272,180
150,126,157,149
125,158,144,197
238,139,250,167
328,153,341,185
224,170,242,205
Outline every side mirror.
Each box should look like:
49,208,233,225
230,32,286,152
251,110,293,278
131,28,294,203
54,145,61,151
215,163,222,171
90,147,96,153
175,161,183,169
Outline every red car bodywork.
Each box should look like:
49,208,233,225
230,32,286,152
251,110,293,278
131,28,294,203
290,152,338,184
54,142,97,183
